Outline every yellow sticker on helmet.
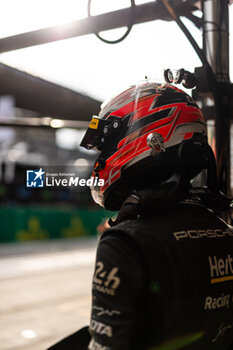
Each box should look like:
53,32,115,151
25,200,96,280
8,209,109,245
89,117,99,130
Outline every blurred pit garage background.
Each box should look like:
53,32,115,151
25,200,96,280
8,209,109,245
0,0,232,349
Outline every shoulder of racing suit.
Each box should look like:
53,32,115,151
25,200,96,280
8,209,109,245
89,202,233,350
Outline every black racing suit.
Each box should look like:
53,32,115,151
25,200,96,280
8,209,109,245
88,200,233,350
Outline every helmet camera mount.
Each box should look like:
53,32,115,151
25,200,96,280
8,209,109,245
164,68,198,89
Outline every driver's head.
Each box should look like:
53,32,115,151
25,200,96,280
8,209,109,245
81,82,208,210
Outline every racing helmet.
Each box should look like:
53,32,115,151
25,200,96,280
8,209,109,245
81,82,208,211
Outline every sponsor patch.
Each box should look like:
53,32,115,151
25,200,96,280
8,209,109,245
212,322,233,343
173,229,233,241
90,320,112,338
88,339,111,350
92,306,121,317
93,261,121,296
89,117,99,129
204,293,230,310
208,254,233,284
